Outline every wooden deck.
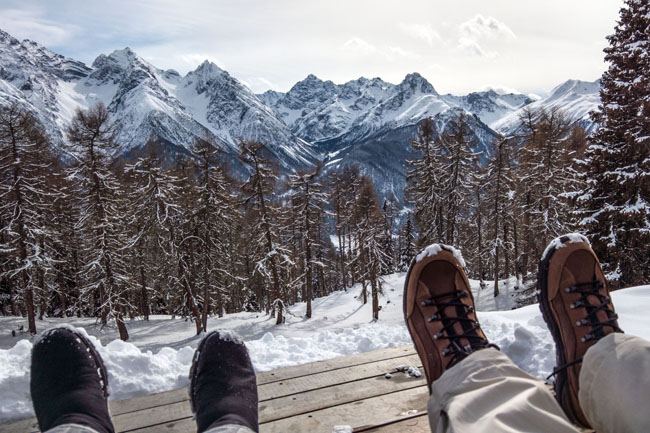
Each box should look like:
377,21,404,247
3,345,432,433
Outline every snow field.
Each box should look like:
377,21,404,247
1,273,649,424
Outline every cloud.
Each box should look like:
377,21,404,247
387,46,421,60
458,37,497,58
0,8,75,46
459,14,516,40
242,76,276,93
478,84,522,95
399,23,441,46
342,37,379,55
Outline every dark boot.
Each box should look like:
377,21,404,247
403,244,497,392
538,234,623,428
30,327,115,433
189,331,259,433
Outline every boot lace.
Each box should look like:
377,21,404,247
421,289,498,368
547,279,622,380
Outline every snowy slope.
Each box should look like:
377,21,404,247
493,79,601,135
443,89,536,129
1,272,648,424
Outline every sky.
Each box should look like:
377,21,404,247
0,0,625,96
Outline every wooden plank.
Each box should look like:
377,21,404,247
1,417,39,433
256,345,416,385
261,386,429,433
358,414,429,432
112,357,423,432
129,387,430,433
259,370,426,423
258,354,421,400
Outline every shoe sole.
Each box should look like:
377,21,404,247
537,235,578,424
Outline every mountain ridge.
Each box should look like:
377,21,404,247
0,28,602,199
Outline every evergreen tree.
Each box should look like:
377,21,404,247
439,111,480,246
65,103,131,340
406,117,444,246
239,140,286,324
355,176,390,320
398,215,416,272
483,135,516,296
0,104,54,333
189,137,237,329
125,139,183,321
582,0,650,286
287,165,328,318
517,107,575,274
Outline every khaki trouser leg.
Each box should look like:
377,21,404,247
427,348,579,433
580,333,650,433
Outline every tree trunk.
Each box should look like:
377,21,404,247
180,265,203,335
140,264,149,320
370,265,379,321
116,312,129,341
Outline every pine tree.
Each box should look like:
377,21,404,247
355,176,390,320
239,140,286,324
582,0,650,286
189,137,237,329
65,103,131,340
517,107,575,274
125,139,183,321
0,104,54,333
398,215,416,272
483,135,516,296
288,165,328,318
406,117,444,246
439,111,480,246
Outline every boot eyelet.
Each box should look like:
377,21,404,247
427,314,438,322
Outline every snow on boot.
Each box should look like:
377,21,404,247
189,330,259,433
403,244,497,392
538,234,623,428
30,327,115,433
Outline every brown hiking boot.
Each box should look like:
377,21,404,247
538,234,623,428
403,244,496,392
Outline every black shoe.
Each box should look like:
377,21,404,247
189,331,259,433
30,327,115,433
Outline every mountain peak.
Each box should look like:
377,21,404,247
399,72,437,95
304,73,322,82
0,28,18,45
194,59,225,75
549,78,600,100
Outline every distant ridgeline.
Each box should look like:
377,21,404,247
0,28,600,204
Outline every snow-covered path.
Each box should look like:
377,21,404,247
1,272,649,424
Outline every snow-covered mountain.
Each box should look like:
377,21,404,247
492,79,601,135
0,28,602,198
0,29,315,168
